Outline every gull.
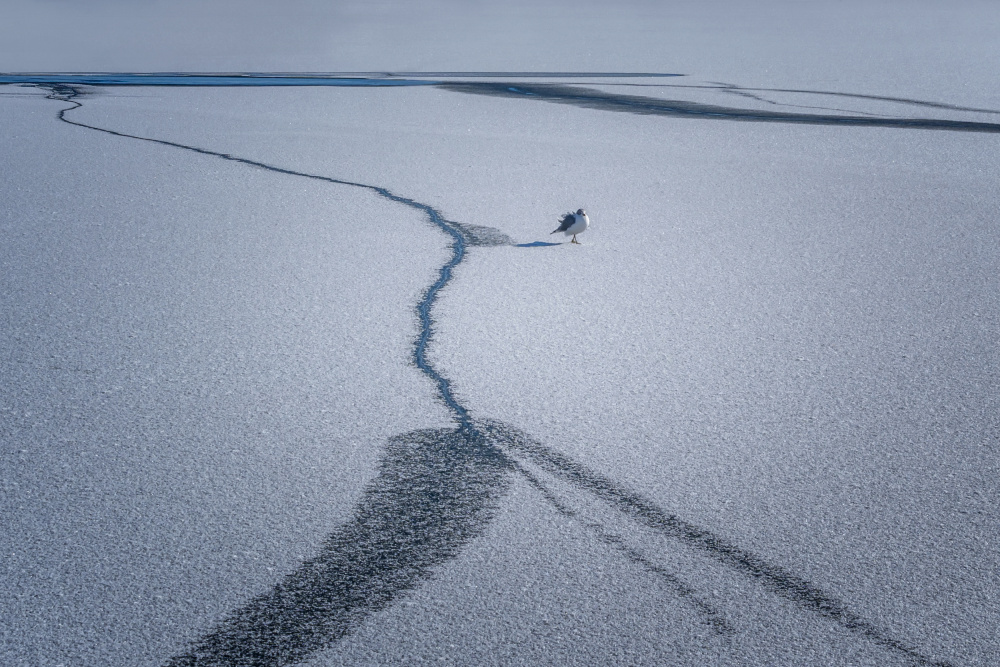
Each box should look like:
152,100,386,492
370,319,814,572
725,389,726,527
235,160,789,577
551,208,590,244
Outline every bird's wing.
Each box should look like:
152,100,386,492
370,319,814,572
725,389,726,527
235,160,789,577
551,212,575,233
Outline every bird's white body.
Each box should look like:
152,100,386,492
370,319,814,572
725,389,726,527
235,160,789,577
551,208,590,244
564,211,589,237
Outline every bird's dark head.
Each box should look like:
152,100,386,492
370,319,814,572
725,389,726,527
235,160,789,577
577,208,586,216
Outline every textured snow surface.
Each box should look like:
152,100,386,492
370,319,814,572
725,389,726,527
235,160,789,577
1,88,453,665
3,2,1000,666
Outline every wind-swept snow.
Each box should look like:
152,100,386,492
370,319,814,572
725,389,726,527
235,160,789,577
3,2,1000,665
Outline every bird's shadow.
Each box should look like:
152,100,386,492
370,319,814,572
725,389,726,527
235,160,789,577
515,241,563,247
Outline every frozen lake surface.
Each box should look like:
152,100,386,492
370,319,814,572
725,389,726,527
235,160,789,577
3,2,1000,666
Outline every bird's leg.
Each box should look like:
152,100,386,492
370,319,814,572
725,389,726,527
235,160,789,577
571,235,579,244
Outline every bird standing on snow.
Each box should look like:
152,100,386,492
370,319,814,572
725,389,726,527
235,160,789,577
551,208,590,244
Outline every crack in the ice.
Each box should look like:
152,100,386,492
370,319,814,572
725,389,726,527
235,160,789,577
513,459,735,637
586,80,1000,116
34,82,953,667
42,85,511,432
704,81,896,118
440,82,1000,133
500,425,953,667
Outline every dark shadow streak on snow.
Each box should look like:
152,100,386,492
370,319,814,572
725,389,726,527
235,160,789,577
719,83,1000,116
39,84,950,667
587,81,1000,116
439,82,1000,133
516,241,563,248
496,420,953,667
164,415,952,666
565,82,891,118
704,81,891,118
167,426,513,667
512,459,734,636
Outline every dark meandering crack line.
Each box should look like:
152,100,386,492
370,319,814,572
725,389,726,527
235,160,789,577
42,84,510,432
31,83,953,667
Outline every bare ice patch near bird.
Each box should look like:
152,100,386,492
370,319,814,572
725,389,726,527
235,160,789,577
452,222,515,247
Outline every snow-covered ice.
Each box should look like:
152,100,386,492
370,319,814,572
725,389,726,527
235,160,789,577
2,2,1000,666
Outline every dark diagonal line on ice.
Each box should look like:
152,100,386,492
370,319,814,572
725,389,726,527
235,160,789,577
591,81,1000,116
494,422,953,667
705,81,894,118
513,459,734,636
439,82,1000,133
737,83,1000,116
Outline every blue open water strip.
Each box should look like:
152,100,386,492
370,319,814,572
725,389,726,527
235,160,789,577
0,72,682,87
1,74,438,86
